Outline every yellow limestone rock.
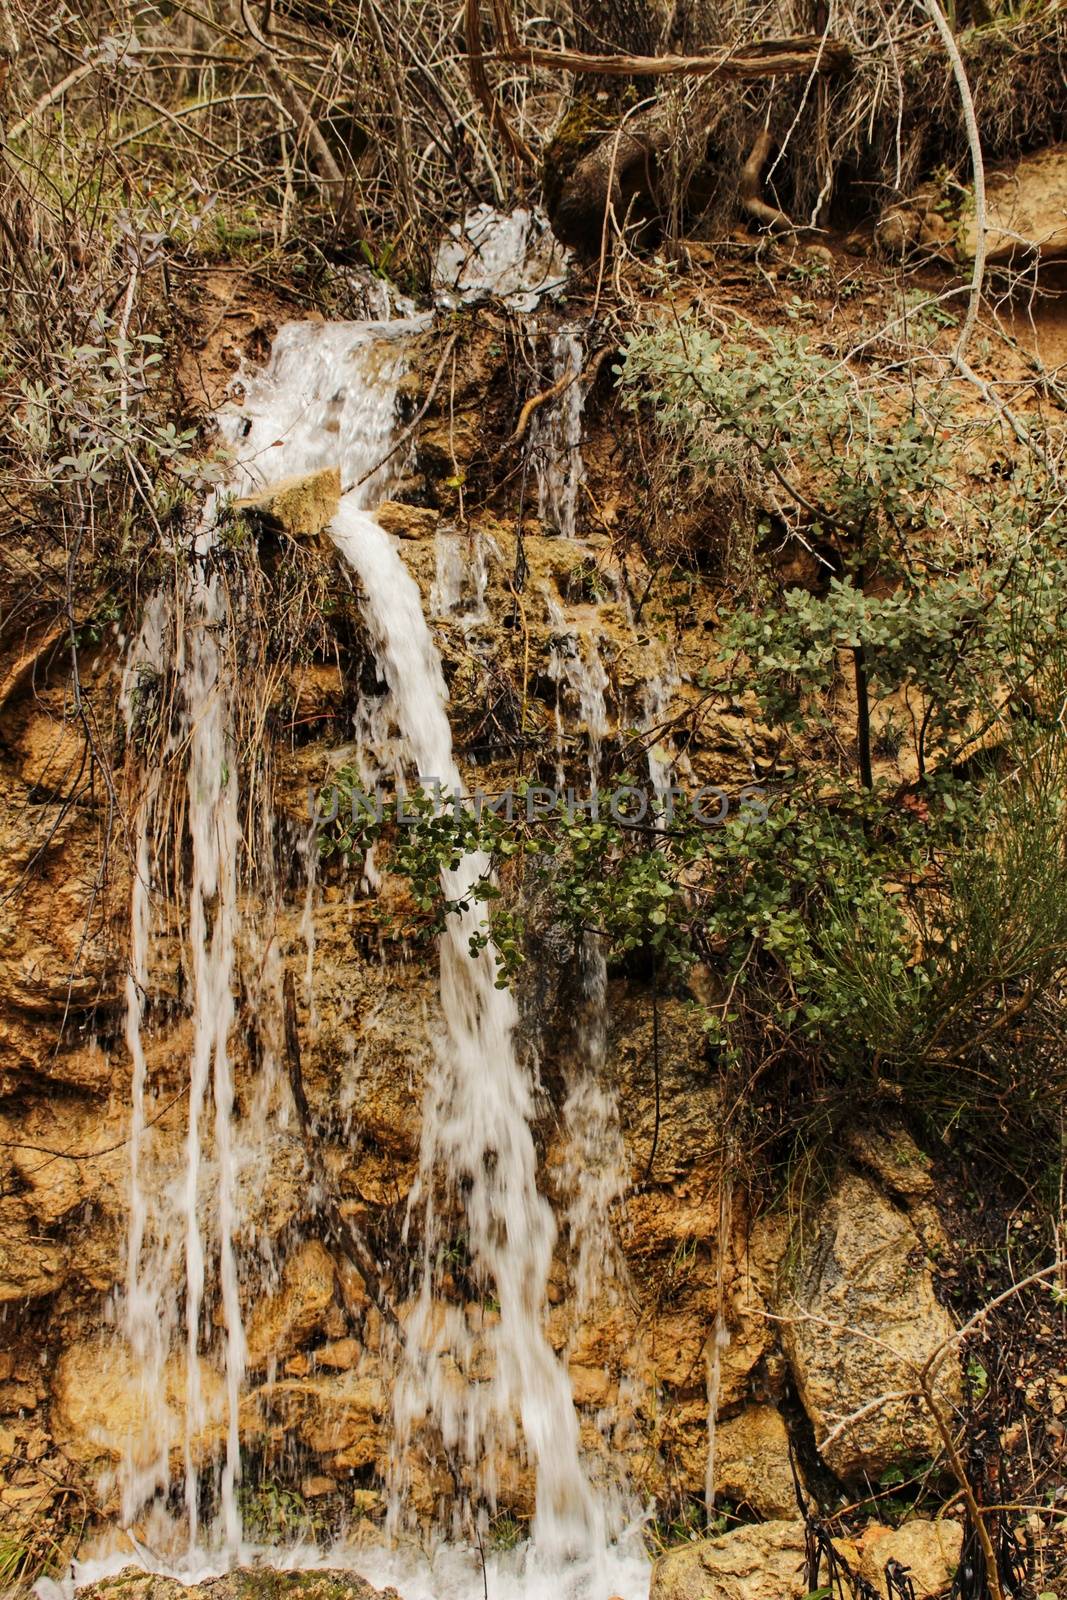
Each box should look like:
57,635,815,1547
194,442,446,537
73,1569,399,1600
234,467,341,540
781,1171,961,1482
51,1339,225,1469
375,501,440,539
253,1367,386,1464
243,1238,337,1371
858,1519,964,1600
650,1519,807,1600
713,1404,801,1520
962,144,1067,264
0,1197,67,1300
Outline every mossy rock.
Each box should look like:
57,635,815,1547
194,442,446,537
541,98,615,216
76,1569,401,1600
234,467,341,543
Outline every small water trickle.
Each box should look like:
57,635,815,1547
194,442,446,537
544,612,631,1324
430,525,489,624
704,1177,734,1520
531,329,587,541
298,817,320,1026
544,598,608,784
119,591,177,1523
180,525,244,1550
118,502,253,1553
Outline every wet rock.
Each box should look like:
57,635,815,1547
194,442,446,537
0,1100,128,1227
74,1569,400,1600
14,709,88,794
961,144,1067,264
0,771,119,1024
857,1519,964,1600
713,1404,800,1520
781,1171,961,1482
235,467,341,540
375,501,439,540
254,1367,385,1466
650,1518,807,1600
314,1336,361,1370
51,1339,225,1471
244,1239,338,1371
0,1197,68,1300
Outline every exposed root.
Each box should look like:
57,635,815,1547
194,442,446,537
551,107,669,250
740,129,797,233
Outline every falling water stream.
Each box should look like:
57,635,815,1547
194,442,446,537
531,330,587,540
97,228,652,1597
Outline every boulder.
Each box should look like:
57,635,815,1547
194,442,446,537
781,1172,961,1482
650,1519,807,1600
14,709,88,794
314,1336,361,1370
961,144,1067,264
234,467,341,540
857,1519,964,1600
243,1239,338,1371
253,1366,386,1465
713,1405,800,1520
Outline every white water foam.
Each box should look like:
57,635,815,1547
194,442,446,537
61,1520,651,1600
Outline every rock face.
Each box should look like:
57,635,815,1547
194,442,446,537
0,297,986,1548
962,144,1067,264
375,500,439,539
648,1514,963,1600
650,1519,807,1600
75,1570,399,1600
781,1171,960,1482
51,1340,226,1471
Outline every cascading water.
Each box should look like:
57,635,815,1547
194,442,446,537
118,504,253,1551
182,543,244,1549
229,315,601,1553
330,507,600,1561
545,615,630,1324
105,276,651,1596
634,667,729,1519
430,526,490,624
119,593,178,1524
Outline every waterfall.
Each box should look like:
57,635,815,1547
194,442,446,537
329,504,599,1560
119,592,176,1523
431,526,489,624
221,314,605,1557
110,289,652,1592
635,670,729,1520
118,514,248,1548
